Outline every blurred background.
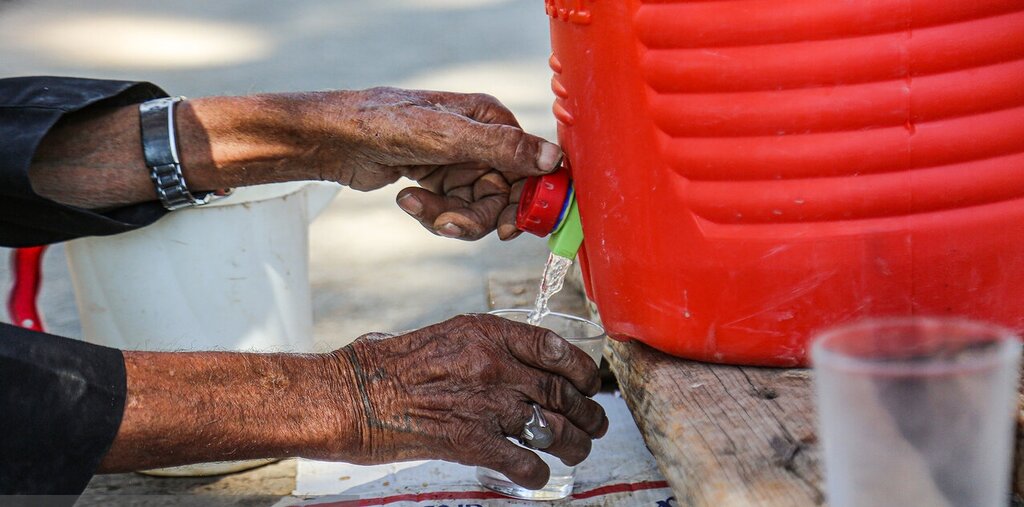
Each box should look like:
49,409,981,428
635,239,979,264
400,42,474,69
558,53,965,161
0,0,556,347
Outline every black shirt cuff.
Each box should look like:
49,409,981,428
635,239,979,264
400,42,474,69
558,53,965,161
0,76,170,247
0,323,126,495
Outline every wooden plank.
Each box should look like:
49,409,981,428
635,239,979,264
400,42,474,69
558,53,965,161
607,340,824,507
608,337,1024,507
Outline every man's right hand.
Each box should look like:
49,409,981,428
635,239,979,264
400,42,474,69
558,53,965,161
99,314,606,491
316,314,608,490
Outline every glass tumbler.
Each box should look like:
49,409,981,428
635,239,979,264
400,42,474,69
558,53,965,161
812,317,1022,507
476,309,606,500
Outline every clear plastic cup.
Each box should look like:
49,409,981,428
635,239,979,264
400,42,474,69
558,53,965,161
476,309,606,500
812,317,1022,507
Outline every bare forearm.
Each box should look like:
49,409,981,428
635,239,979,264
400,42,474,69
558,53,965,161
98,350,359,473
24,87,562,240
28,95,320,210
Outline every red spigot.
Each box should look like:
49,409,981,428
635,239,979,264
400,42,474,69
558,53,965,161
516,167,572,237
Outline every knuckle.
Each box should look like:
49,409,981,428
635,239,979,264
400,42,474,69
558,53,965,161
488,124,522,151
448,185,474,202
464,436,503,467
471,92,500,105
447,314,474,327
549,421,588,466
509,179,527,200
365,86,397,98
447,314,486,337
474,171,510,195
544,376,573,414
461,358,491,381
461,348,502,384
476,437,512,466
449,419,484,450
538,374,559,407
499,126,529,161
539,336,573,368
497,412,525,440
563,384,586,416
512,130,530,158
507,454,542,482
581,400,607,434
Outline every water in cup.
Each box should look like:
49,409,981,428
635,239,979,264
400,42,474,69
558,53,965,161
476,309,605,500
476,452,576,501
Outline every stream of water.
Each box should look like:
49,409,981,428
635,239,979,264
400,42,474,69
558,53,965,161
527,252,574,326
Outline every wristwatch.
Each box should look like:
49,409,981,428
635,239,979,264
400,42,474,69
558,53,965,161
140,96,227,210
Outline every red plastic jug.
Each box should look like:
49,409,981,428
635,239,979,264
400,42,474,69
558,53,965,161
544,0,1024,366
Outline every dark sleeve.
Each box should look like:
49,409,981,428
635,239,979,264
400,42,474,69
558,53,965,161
0,76,170,247
0,322,126,495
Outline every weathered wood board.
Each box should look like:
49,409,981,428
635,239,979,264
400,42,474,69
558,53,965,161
607,339,823,506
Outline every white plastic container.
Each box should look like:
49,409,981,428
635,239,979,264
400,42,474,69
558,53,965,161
66,181,339,475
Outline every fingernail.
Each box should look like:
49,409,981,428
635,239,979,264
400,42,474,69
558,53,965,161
498,224,521,241
537,142,562,172
438,223,463,238
397,194,423,217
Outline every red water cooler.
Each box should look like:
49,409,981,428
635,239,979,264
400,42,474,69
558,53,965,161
544,0,1024,366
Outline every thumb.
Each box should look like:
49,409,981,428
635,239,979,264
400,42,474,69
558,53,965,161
454,120,563,177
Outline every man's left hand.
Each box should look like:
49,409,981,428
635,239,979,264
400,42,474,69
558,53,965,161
308,87,562,241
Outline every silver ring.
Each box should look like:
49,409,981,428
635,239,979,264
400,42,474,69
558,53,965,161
520,404,554,450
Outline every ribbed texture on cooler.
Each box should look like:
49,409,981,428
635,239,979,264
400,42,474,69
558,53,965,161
635,0,1024,225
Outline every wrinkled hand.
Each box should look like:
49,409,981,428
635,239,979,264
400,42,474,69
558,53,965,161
312,87,562,241
322,314,607,489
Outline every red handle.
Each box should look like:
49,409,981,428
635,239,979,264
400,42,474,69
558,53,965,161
8,246,46,332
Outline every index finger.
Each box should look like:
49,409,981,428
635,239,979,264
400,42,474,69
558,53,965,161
432,111,561,177
427,91,523,128
496,318,602,396
413,91,562,176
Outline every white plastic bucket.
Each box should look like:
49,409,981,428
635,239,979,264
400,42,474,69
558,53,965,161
65,181,339,475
